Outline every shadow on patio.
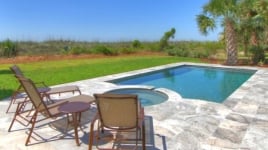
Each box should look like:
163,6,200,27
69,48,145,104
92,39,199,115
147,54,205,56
5,103,167,149
84,116,167,150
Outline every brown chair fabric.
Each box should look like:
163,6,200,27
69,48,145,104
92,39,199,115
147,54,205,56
96,94,138,128
89,93,146,150
10,65,24,76
6,65,81,113
9,75,95,146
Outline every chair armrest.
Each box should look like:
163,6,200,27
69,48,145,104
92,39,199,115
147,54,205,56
47,101,69,110
138,102,145,120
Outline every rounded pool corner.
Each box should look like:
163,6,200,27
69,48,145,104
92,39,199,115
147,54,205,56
104,87,168,107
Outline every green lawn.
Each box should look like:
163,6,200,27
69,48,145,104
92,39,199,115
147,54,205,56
0,55,204,100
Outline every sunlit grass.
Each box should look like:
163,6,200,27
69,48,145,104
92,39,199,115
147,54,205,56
0,55,203,99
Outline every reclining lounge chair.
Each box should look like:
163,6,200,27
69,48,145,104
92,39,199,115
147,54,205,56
6,65,81,113
9,75,95,146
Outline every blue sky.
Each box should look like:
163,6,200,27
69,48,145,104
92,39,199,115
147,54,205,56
0,0,221,42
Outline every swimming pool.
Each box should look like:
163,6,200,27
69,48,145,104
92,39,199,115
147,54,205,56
109,65,256,103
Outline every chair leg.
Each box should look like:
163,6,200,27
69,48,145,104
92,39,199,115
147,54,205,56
142,122,146,150
6,93,19,113
88,120,95,150
8,102,26,132
136,128,139,147
77,89,82,95
8,108,19,131
6,97,15,113
25,112,38,146
6,85,23,113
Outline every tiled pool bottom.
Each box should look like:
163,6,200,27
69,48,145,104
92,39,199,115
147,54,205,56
1,62,268,150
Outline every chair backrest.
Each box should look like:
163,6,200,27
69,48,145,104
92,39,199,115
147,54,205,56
15,75,50,115
10,65,24,76
94,93,139,130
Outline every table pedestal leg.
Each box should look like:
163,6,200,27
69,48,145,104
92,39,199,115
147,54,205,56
72,112,80,146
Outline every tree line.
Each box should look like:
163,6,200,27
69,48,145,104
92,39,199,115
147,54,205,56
197,0,268,65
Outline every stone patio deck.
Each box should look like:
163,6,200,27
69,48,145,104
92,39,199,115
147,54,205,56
1,62,268,150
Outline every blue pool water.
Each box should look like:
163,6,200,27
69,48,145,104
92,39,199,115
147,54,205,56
109,65,256,103
105,88,168,106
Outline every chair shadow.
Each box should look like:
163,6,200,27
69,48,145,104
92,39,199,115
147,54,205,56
83,115,167,150
24,107,98,146
0,88,14,100
13,108,168,149
0,69,12,75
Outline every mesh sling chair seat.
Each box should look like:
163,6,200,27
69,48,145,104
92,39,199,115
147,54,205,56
9,75,95,146
89,93,146,150
6,65,81,113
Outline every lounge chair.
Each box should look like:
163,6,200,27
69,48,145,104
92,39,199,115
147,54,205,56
8,75,95,146
89,93,146,150
6,65,81,113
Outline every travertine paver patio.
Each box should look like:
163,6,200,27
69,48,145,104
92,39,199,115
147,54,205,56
1,62,268,150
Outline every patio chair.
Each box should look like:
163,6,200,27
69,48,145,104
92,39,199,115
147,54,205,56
9,75,95,146
89,93,146,150
6,65,81,113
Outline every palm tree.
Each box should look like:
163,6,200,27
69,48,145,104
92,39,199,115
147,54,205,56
241,0,266,46
236,0,257,56
159,28,176,50
237,0,268,63
197,0,239,65
253,0,268,45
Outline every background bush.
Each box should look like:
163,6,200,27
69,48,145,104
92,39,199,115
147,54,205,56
0,39,227,60
165,41,222,59
0,39,17,57
250,46,265,64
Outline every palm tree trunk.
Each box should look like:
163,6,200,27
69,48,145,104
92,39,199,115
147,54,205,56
250,31,258,46
225,19,238,65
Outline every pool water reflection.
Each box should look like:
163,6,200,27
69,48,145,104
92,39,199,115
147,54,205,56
109,65,256,103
